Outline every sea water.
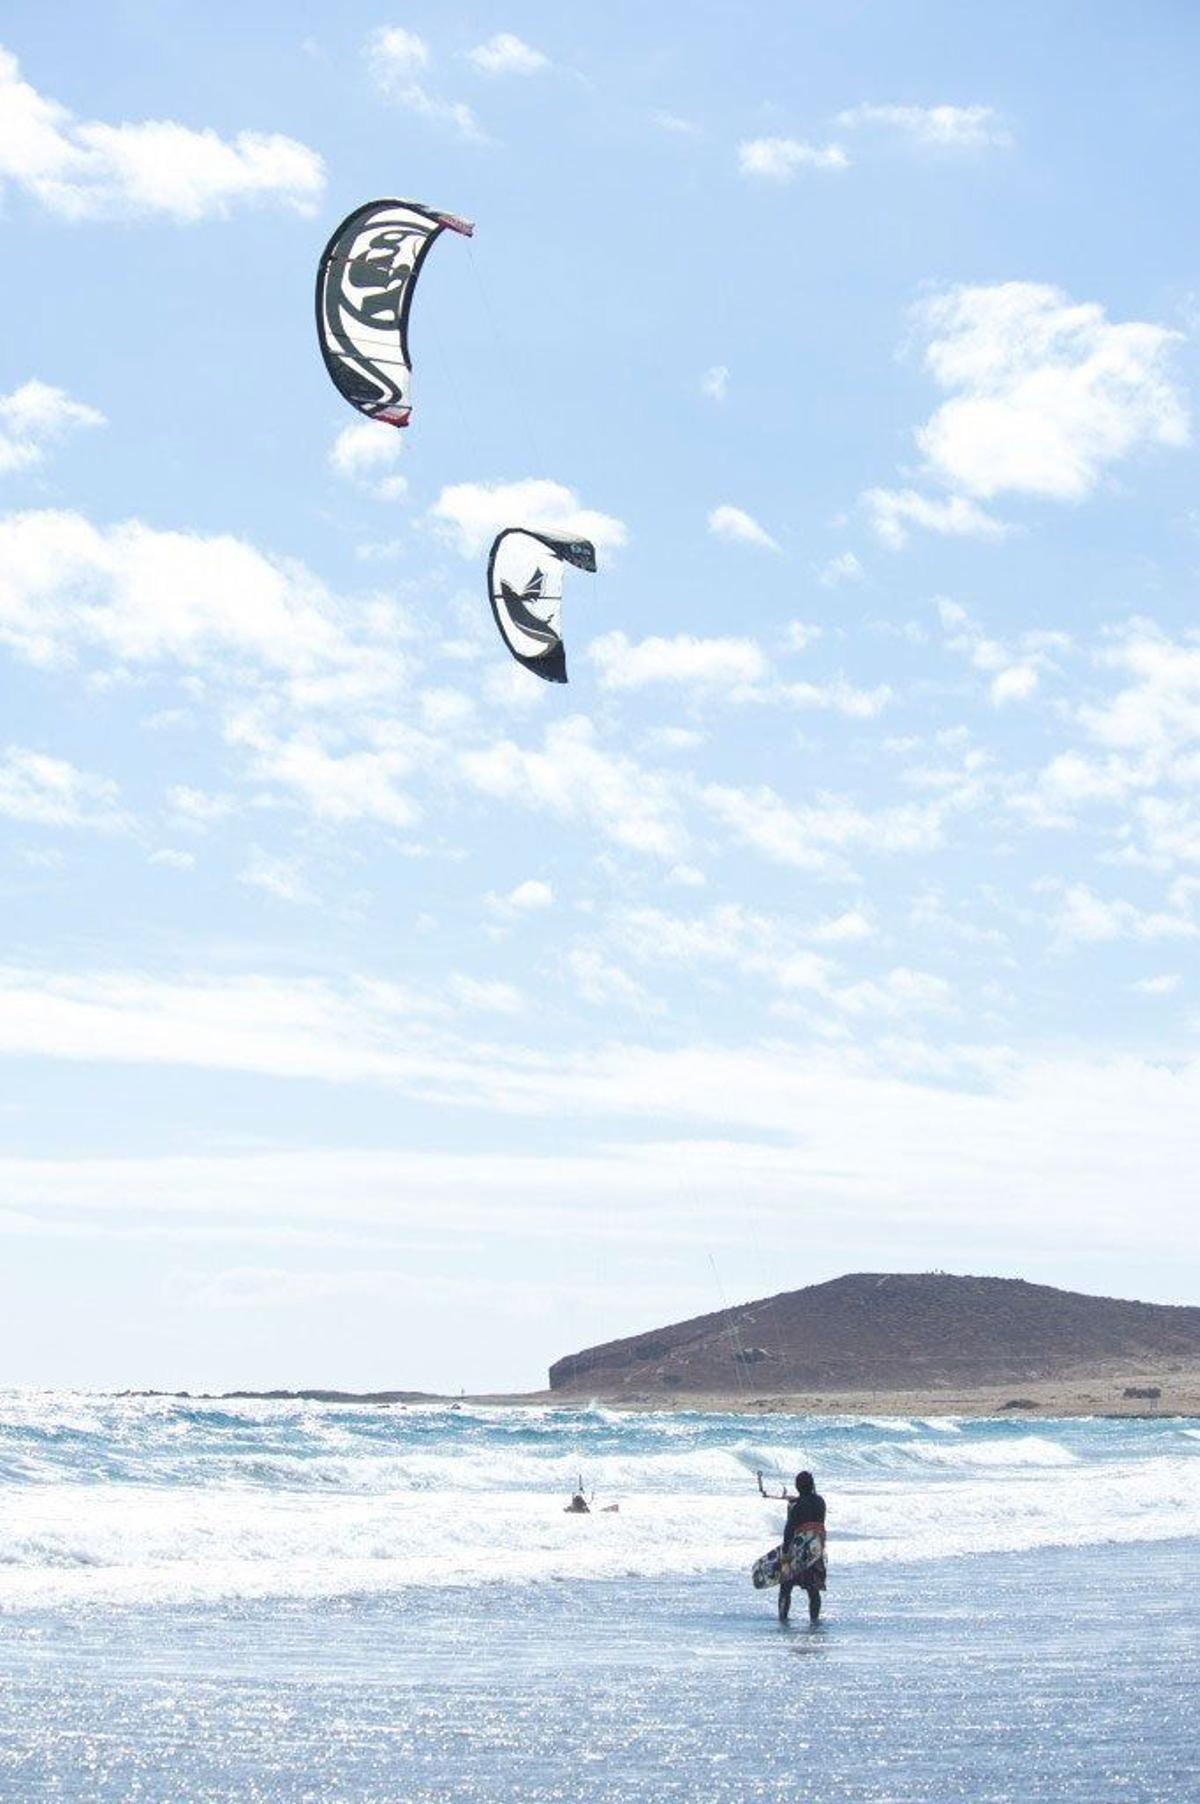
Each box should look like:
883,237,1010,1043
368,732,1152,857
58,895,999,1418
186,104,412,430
0,1395,1197,1801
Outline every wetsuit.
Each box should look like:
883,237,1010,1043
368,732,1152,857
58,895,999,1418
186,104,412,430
780,1491,827,1622
784,1490,826,1552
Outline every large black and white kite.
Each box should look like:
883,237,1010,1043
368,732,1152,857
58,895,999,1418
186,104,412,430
487,529,597,684
315,199,473,429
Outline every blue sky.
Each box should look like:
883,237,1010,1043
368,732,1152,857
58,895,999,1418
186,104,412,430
1,2,1198,1391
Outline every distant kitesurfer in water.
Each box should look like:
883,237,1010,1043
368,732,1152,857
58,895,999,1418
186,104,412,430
565,1492,590,1513
758,1468,827,1622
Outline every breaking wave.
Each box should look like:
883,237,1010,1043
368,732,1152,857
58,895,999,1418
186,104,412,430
1,1393,1197,1609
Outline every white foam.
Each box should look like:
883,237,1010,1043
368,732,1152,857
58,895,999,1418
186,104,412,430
2,1395,1198,1611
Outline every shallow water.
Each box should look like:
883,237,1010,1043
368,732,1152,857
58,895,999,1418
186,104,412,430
1,1395,1197,1800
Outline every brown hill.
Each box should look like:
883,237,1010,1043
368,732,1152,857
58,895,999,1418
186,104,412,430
547,1273,1200,1398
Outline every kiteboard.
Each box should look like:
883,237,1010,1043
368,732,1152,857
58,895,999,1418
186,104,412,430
751,1528,826,1590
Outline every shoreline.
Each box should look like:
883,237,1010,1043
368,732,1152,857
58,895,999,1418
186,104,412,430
108,1369,1200,1419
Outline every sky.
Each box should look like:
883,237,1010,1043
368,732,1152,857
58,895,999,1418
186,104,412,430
1,1,1198,1392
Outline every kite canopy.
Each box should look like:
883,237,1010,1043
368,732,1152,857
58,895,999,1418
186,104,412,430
487,529,597,684
315,198,473,429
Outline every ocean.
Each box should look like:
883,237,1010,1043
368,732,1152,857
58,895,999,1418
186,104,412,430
1,1394,1197,1801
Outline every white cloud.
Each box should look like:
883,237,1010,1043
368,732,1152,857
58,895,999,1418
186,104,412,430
0,508,363,677
737,137,848,179
489,879,554,914
1043,881,1197,946
785,621,823,651
989,663,1039,704
781,677,892,718
430,479,627,558
864,487,1005,548
566,947,659,1013
588,630,767,693
1081,630,1200,762
449,973,523,1013
707,504,779,551
863,283,1188,548
1017,627,1200,852
0,380,104,474
148,847,195,871
1130,973,1181,996
4,1050,1197,1320
701,365,729,402
816,551,863,587
837,103,1010,150
239,851,312,904
937,596,1060,706
652,111,700,137
468,33,548,76
915,282,1189,503
704,782,944,873
460,716,687,859
368,25,430,76
0,747,123,829
367,27,484,141
168,786,236,828
0,45,324,220
328,422,407,501
605,902,941,1024
226,714,420,828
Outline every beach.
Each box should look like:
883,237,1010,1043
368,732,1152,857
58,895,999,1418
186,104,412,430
1,1392,1197,1800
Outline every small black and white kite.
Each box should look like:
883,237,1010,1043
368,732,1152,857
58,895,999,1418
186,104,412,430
487,529,597,684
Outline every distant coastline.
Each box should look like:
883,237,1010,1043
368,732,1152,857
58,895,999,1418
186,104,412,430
116,1371,1200,1418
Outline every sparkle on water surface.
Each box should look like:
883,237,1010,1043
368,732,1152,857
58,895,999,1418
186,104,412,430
0,1396,1196,1801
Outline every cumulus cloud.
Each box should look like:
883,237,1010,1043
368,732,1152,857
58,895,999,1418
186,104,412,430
566,946,659,1013
367,26,484,141
1018,627,1200,851
328,422,407,500
0,746,123,829
652,111,700,137
0,508,358,675
863,282,1188,548
0,44,324,220
366,24,429,76
816,550,863,587
604,902,943,1024
1043,881,1197,947
449,973,523,1013
917,283,1189,503
468,33,548,76
737,136,848,179
0,380,104,475
703,782,944,873
430,479,627,558
781,677,892,718
707,504,779,551
588,631,767,694
837,103,1010,150
488,879,554,914
701,365,729,402
937,597,1065,706
864,487,1005,549
460,716,687,859
226,713,421,828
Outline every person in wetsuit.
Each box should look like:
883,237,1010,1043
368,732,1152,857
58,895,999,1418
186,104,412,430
780,1470,826,1623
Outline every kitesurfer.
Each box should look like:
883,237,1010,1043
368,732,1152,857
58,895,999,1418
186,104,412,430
781,1471,826,1623
564,1492,590,1514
